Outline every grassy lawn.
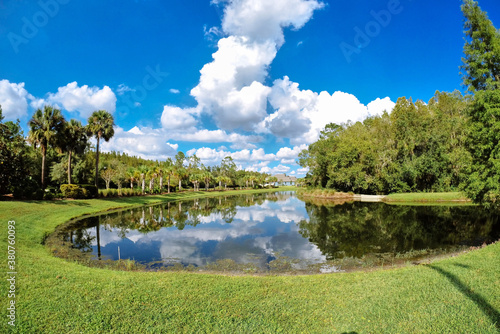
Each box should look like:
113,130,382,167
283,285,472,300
1,189,499,333
385,192,471,203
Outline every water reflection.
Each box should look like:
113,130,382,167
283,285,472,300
56,192,500,273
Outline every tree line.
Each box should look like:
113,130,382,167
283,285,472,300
0,106,276,199
300,0,500,208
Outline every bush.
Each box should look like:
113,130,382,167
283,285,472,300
80,184,98,199
13,177,43,200
60,184,83,199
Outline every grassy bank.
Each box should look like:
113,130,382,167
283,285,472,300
1,189,499,333
385,192,471,203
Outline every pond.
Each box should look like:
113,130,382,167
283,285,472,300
52,191,500,274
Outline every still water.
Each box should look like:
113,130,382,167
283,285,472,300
59,191,500,273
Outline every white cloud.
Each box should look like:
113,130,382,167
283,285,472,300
100,126,178,161
169,88,180,94
367,97,396,116
47,82,117,118
262,76,396,145
0,80,30,120
117,84,135,96
161,106,199,130
220,0,324,46
176,129,261,150
191,36,275,130
189,0,324,131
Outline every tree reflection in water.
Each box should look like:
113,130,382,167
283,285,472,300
298,200,499,260
56,192,499,273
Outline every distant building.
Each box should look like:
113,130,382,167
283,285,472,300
274,174,297,186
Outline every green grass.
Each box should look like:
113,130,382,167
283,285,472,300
1,188,499,333
385,192,471,203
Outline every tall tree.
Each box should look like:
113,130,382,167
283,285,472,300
461,0,500,91
60,119,88,184
462,89,500,208
28,106,66,189
461,1,500,208
86,110,114,187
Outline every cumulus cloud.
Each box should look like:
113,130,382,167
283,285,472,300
189,0,324,131
367,97,396,116
186,145,306,173
100,126,178,161
161,106,199,130
47,82,117,118
0,80,30,120
260,76,396,145
219,0,324,46
176,129,261,150
190,36,275,130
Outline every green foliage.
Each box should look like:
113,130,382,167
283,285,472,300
301,92,470,194
28,105,66,188
12,177,44,200
80,184,98,198
87,110,115,187
462,89,500,208
460,2,500,208
0,115,37,195
60,184,84,199
461,0,500,91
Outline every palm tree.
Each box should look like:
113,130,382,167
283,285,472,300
146,167,158,193
216,175,224,190
28,105,66,189
137,165,149,194
222,176,232,190
190,173,202,191
86,110,114,187
165,164,175,193
176,167,188,191
202,170,213,191
126,167,137,189
60,119,87,184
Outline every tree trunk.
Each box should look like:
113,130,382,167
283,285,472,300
95,136,100,187
141,175,145,194
67,150,72,184
160,176,163,193
179,179,182,191
167,175,171,193
41,145,47,189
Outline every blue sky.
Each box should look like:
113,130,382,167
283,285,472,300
1,0,499,176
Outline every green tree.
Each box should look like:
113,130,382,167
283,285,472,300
461,0,500,91
28,106,66,189
202,170,213,191
87,110,115,187
100,166,117,190
462,90,500,207
60,119,88,184
461,1,500,208
0,106,37,195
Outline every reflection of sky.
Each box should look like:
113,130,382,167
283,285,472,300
84,195,324,268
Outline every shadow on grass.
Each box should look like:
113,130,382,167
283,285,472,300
427,264,500,330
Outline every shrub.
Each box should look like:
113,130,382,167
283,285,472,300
80,184,98,199
60,184,83,199
13,178,43,200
